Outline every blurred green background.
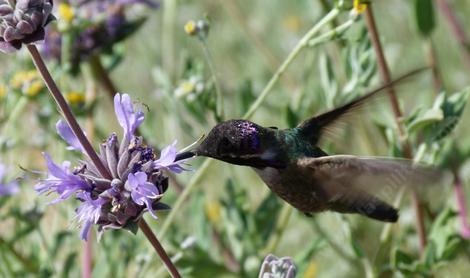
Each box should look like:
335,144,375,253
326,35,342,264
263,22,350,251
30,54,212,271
1,0,470,277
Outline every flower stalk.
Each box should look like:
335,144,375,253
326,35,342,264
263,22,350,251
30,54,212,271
363,5,427,254
139,219,182,278
454,175,470,239
435,0,470,71
27,44,112,180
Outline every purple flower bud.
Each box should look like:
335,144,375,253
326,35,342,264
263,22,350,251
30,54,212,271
114,93,144,139
0,0,55,53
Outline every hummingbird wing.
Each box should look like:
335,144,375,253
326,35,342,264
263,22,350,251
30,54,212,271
297,68,427,144
296,155,449,221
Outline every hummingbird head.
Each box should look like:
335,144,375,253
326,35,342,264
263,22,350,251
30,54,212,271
195,120,284,168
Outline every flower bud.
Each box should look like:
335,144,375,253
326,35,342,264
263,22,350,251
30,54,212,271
0,0,55,53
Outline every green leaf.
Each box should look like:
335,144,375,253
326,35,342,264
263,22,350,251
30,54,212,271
407,108,443,133
415,0,436,36
285,105,299,128
428,207,462,262
254,192,282,242
391,248,414,267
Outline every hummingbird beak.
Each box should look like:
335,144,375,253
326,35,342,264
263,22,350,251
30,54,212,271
173,134,206,161
174,151,197,162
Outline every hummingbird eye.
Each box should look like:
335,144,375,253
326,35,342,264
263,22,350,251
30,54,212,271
217,137,236,155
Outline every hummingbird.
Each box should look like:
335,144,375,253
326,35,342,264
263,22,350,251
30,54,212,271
180,69,444,222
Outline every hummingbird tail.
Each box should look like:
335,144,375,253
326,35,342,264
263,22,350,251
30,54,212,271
330,194,399,222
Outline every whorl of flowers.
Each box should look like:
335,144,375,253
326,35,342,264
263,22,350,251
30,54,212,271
0,0,55,53
35,93,190,240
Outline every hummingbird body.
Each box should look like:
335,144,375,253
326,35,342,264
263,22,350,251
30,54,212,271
192,69,443,222
196,120,401,222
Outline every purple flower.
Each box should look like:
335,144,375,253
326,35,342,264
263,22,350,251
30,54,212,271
35,153,91,204
0,164,19,196
56,120,85,153
114,93,144,139
75,191,108,240
127,171,160,219
36,93,194,240
153,141,190,174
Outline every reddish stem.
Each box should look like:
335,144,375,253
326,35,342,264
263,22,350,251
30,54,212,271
454,175,470,239
363,6,427,254
27,45,112,180
82,237,93,278
138,220,182,278
436,0,470,71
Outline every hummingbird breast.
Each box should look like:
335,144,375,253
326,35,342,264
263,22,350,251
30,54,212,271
253,165,329,213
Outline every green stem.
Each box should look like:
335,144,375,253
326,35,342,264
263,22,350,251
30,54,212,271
307,18,355,47
243,8,340,119
200,39,224,121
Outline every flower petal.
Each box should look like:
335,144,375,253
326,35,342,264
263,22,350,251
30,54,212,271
114,93,144,138
56,120,85,153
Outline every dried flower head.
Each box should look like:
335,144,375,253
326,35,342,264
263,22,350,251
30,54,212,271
36,93,191,240
0,0,55,53
258,254,296,278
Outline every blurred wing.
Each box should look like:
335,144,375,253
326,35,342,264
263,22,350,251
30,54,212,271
297,155,449,202
297,68,427,144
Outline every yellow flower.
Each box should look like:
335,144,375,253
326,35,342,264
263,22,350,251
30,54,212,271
58,3,74,23
302,260,317,278
205,201,222,224
0,84,7,99
10,70,37,89
282,15,301,32
184,21,197,36
25,80,44,97
353,0,368,14
66,91,86,105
